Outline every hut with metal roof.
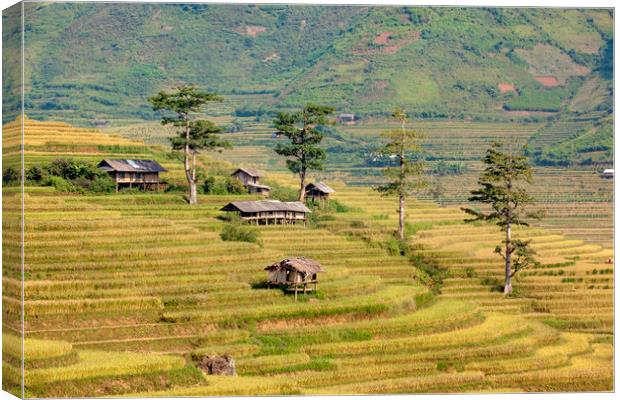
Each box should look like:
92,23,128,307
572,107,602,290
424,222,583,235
221,200,311,225
305,181,335,202
97,159,167,192
265,257,325,300
231,167,271,197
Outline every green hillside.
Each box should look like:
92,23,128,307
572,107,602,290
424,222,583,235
7,5,612,122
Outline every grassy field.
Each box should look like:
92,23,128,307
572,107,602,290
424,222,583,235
1,118,613,396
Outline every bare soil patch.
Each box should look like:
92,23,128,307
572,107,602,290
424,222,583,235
353,31,419,56
374,31,394,45
262,52,279,62
244,25,267,37
534,76,561,87
498,83,517,93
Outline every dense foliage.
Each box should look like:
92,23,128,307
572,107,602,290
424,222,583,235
23,159,116,193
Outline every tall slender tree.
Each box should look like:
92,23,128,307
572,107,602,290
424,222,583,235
462,141,541,295
375,110,427,240
273,104,334,202
149,85,228,205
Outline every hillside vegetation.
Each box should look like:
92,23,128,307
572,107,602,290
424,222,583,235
7,6,612,120
2,118,613,397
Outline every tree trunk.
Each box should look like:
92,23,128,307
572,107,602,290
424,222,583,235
298,169,306,202
184,118,197,205
504,221,512,295
398,194,405,240
397,124,406,240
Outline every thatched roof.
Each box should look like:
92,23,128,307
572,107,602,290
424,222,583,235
221,200,311,213
98,159,167,173
306,181,335,194
265,257,325,275
231,167,262,178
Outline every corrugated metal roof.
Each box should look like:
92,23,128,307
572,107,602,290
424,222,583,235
247,183,272,190
231,167,262,178
221,200,311,213
265,257,325,275
306,181,335,194
98,159,167,173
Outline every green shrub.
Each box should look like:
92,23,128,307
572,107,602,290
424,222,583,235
89,176,116,193
226,177,246,194
26,165,46,183
464,267,477,278
411,253,447,292
2,166,19,185
203,176,246,195
220,224,263,247
269,185,298,202
45,176,78,193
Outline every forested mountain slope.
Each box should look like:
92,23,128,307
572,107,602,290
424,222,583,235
4,5,611,119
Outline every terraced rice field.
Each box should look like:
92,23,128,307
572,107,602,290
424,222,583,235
2,119,613,396
200,117,613,247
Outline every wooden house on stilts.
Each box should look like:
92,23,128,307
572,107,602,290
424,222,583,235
265,257,325,301
221,200,311,225
305,182,335,204
97,159,167,192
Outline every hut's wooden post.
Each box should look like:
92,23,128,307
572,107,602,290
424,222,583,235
294,286,298,302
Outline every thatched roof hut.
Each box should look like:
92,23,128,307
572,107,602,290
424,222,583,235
265,257,325,299
265,257,325,277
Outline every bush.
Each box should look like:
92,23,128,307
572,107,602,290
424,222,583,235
269,185,298,202
226,177,246,194
3,166,19,185
89,176,116,193
203,176,246,195
28,159,116,193
26,165,46,183
411,253,447,293
44,176,78,193
220,223,262,247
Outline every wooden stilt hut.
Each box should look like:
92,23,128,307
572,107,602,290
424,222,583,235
265,257,325,301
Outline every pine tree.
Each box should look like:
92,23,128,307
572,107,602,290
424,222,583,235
462,141,542,295
375,110,427,240
149,85,229,205
273,104,334,202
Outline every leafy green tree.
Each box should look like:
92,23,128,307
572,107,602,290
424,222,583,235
462,141,542,295
149,85,228,205
273,104,334,202
375,110,427,240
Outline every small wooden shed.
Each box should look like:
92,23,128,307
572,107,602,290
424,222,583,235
231,167,271,196
305,182,335,202
337,113,355,124
265,257,325,300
